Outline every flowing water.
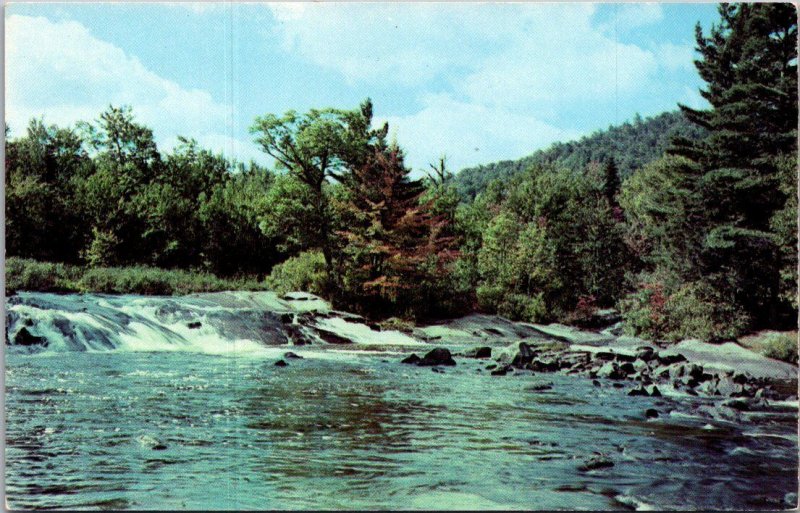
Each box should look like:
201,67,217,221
5,293,798,510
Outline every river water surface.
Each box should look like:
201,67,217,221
5,293,798,510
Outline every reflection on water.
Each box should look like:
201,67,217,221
6,351,798,510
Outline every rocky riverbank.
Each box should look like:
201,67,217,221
7,290,797,412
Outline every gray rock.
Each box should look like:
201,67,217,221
715,376,743,397
628,385,649,397
636,346,656,361
418,348,456,366
401,354,421,365
511,342,537,368
474,346,492,359
12,327,48,347
578,456,614,471
528,358,560,372
597,362,623,380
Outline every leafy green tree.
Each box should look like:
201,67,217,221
6,119,92,261
250,99,387,274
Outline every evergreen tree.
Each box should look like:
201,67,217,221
334,145,456,318
603,157,620,207
670,3,797,327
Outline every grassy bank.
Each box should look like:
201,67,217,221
5,257,270,296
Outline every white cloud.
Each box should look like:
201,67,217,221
268,2,506,86
266,3,685,169
381,94,579,174
656,42,697,72
613,4,664,29
5,14,259,162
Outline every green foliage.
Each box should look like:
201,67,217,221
620,280,749,343
759,332,799,365
455,111,706,201
5,258,81,293
265,251,328,296
6,106,284,277
6,257,268,296
669,3,797,329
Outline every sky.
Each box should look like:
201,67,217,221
5,2,720,173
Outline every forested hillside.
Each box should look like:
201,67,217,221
454,111,706,200
6,3,797,345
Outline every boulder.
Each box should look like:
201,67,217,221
528,358,560,373
476,346,492,358
658,353,687,366
13,327,48,347
187,321,202,329
619,362,636,376
284,351,303,359
314,327,353,345
715,376,743,397
511,342,537,368
578,456,614,472
418,348,456,366
636,346,656,361
646,385,662,397
628,385,649,397
491,365,511,376
274,360,288,367
401,354,421,365
597,362,623,380
645,408,659,419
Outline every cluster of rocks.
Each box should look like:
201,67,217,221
499,340,794,402
395,339,795,404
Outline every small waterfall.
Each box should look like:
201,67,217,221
5,290,423,354
5,291,316,354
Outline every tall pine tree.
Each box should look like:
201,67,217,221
670,3,797,327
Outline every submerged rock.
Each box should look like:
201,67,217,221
491,365,511,376
284,352,303,359
578,456,614,472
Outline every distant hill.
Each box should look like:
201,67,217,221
454,111,705,201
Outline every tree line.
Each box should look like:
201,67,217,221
6,3,797,340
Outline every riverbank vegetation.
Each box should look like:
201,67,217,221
6,257,267,296
6,4,797,344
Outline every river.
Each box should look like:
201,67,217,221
5,292,798,510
